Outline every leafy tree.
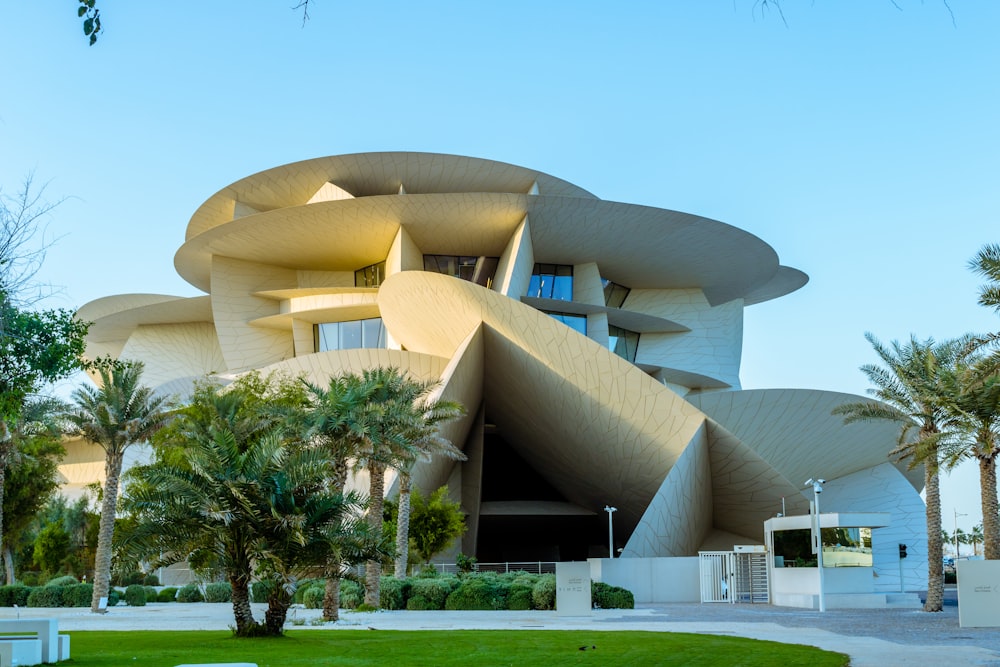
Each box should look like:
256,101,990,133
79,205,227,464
833,333,968,612
408,486,466,565
971,523,985,556
32,523,71,575
66,359,170,614
76,0,102,45
1,176,89,586
2,399,65,583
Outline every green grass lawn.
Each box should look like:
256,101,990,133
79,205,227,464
66,630,849,666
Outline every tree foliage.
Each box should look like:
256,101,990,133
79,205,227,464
407,486,466,565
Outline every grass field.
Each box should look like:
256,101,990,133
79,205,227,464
66,629,850,666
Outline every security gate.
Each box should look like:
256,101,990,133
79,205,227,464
699,548,769,604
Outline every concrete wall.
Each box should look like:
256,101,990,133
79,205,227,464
589,557,700,603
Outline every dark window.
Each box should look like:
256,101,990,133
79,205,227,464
772,527,873,568
423,255,499,288
355,261,386,287
608,325,639,362
314,318,387,352
602,279,631,308
528,263,573,300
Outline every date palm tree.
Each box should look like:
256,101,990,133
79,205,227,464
833,333,967,612
971,523,985,556
393,397,465,578
66,359,169,614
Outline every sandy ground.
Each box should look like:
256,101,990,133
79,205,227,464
6,601,1000,667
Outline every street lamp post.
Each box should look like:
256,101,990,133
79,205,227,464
954,509,968,560
604,506,617,558
805,478,826,612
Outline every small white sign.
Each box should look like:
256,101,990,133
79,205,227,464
957,560,1000,627
98,596,108,610
556,561,592,617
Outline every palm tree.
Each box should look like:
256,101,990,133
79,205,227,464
833,333,967,612
301,374,372,621
971,523,985,556
941,361,1000,560
66,359,169,614
393,397,465,578
952,527,968,559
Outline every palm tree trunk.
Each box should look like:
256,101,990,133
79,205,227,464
91,451,123,614
980,454,1000,560
364,460,386,608
229,572,258,636
323,571,340,622
264,588,291,636
924,460,944,612
394,471,412,578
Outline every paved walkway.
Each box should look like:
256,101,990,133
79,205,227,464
8,602,1000,666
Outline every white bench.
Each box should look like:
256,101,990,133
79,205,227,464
0,619,63,664
0,637,42,667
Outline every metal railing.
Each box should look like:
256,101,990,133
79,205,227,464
431,561,557,575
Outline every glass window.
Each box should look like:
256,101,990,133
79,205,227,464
772,527,873,568
355,261,386,287
314,318,387,352
543,311,587,336
528,263,574,301
423,255,499,288
608,325,639,362
602,279,631,308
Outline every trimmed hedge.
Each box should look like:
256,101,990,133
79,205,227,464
157,587,178,603
143,586,158,603
340,579,363,609
204,582,232,603
27,585,64,607
592,581,634,609
124,584,147,607
531,574,556,611
250,580,272,604
45,575,78,587
302,586,324,610
445,576,509,610
64,583,94,607
143,574,160,586
0,585,31,607
379,576,410,610
508,584,533,610
176,584,203,603
406,576,457,610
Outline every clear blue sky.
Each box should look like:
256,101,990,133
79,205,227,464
3,1,997,540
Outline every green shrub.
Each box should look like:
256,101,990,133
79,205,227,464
508,584,533,610
250,580,272,604
143,586,158,603
339,579,363,609
406,576,457,610
379,577,410,610
532,574,556,610
176,583,203,603
124,584,147,607
455,552,477,574
45,575,78,587
511,572,539,588
27,585,65,608
302,586,325,610
157,587,178,603
293,578,323,603
445,576,508,610
0,585,31,607
64,583,94,607
204,582,232,603
591,581,634,609
143,573,160,586
19,571,40,587
108,589,121,607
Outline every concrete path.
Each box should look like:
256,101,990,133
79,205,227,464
7,602,1000,666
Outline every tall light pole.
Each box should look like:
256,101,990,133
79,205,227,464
805,478,826,612
954,509,968,560
604,506,617,558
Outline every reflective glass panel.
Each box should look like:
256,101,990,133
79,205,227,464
602,279,631,308
544,312,587,335
423,255,499,289
529,263,573,300
314,318,387,352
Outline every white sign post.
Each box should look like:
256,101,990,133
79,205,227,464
556,561,592,616
957,560,1000,627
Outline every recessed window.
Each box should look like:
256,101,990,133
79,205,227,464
772,527,873,568
424,255,499,288
608,325,639,362
527,264,573,301
543,311,587,336
602,279,631,308
355,261,386,287
314,318,387,352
